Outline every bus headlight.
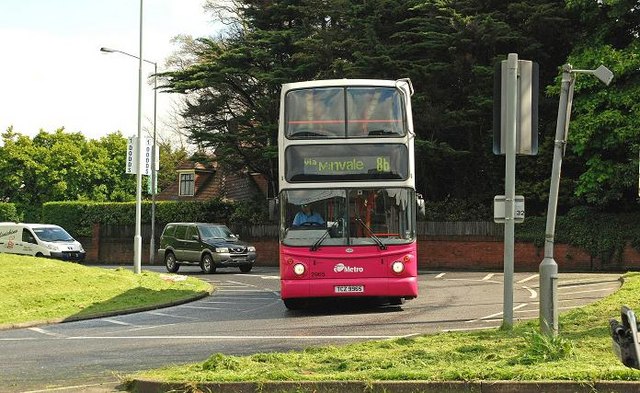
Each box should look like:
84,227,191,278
391,261,404,274
293,263,306,276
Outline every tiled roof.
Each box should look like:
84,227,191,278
156,161,267,203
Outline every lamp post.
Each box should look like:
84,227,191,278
100,46,159,267
99,0,148,273
540,63,613,336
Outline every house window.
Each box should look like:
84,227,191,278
179,173,195,196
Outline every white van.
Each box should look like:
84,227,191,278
0,222,86,261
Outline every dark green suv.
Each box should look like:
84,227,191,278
158,222,256,273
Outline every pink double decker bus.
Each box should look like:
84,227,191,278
278,78,420,309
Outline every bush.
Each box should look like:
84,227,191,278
41,198,259,237
0,203,20,222
515,206,640,265
424,197,492,221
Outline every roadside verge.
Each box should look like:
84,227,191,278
130,379,640,393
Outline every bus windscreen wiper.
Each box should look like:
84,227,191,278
310,220,339,251
354,217,387,250
368,129,397,136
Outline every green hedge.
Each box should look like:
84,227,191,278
39,200,639,266
42,198,268,237
0,203,20,222
516,206,640,266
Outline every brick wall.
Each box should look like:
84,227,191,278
81,224,640,271
416,240,631,271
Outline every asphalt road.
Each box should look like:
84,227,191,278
0,266,621,392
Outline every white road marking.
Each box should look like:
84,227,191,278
517,274,538,284
511,305,591,314
443,325,500,332
226,280,249,285
466,303,528,323
561,287,618,296
482,273,495,281
199,300,240,304
27,327,65,338
559,281,620,290
64,334,407,340
22,382,113,392
435,272,446,278
217,285,249,288
1,334,415,342
178,305,223,310
102,318,136,326
444,278,501,284
145,312,198,320
522,285,537,299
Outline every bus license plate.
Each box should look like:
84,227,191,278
334,285,364,293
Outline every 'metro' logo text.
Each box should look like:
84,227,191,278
334,263,364,273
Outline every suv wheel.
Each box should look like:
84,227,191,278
165,252,179,273
239,265,252,273
200,254,216,274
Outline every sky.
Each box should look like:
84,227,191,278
0,1,222,141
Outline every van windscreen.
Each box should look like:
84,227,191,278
33,227,74,242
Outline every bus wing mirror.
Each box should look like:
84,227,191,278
269,197,279,222
416,193,426,218
610,305,640,369
396,78,414,96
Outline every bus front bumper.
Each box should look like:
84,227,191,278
281,276,418,299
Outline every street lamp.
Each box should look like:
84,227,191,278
99,0,147,273
539,63,613,336
100,46,159,267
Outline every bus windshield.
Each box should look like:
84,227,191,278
281,188,416,248
285,86,406,139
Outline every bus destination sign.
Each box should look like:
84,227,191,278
285,144,408,182
303,156,391,175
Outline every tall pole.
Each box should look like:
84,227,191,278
502,53,518,328
133,0,144,274
540,64,574,336
100,45,157,267
150,62,157,265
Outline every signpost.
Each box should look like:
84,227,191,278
494,195,525,224
493,53,538,328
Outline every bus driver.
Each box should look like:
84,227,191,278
292,204,325,227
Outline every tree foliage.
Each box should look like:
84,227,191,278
161,0,640,217
0,128,136,219
0,128,189,221
559,0,640,209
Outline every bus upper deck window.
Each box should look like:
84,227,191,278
346,87,405,138
286,88,345,139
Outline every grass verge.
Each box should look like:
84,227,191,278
0,254,211,326
131,272,640,383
